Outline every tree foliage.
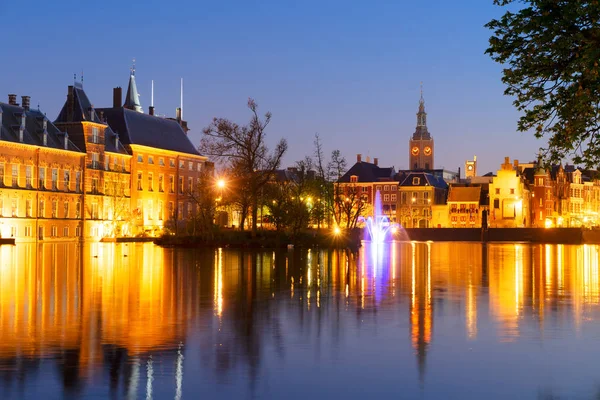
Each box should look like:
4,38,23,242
201,99,288,234
485,0,600,167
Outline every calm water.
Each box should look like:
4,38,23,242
1,242,600,399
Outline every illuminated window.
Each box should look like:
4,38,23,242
25,226,32,237
26,198,32,217
39,199,45,218
12,164,18,187
391,185,397,191
412,177,420,185
76,171,81,193
64,201,69,218
188,177,193,192
384,194,390,201
189,162,193,171
0,162,4,186
51,225,58,237
147,200,153,220
168,201,174,219
64,170,70,191
51,200,57,218
91,153,100,169
76,201,81,218
170,159,175,168
26,165,32,188
159,157,165,166
138,154,144,163
179,176,184,194
384,185,389,191
137,172,143,191
178,201,183,219
169,175,175,193
51,168,58,190
39,167,45,190
91,177,99,194
105,155,109,170
63,227,69,237
148,172,154,191
187,202,192,218
179,160,184,169
158,200,163,221
148,156,154,165
91,203,99,219
91,127,99,144
158,174,164,192
11,198,17,217
391,194,397,201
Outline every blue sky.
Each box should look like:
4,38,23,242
0,0,541,175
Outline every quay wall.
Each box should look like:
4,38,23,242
399,228,600,244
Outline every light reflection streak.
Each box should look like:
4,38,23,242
146,355,154,400
175,343,184,400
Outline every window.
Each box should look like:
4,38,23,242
189,162,193,171
91,203,99,219
412,177,420,185
170,159,175,168
158,174,164,192
384,194,390,201
179,160,184,169
495,188,500,195
391,194,397,201
64,201,69,218
63,227,69,237
178,202,183,219
138,154,144,163
494,199,500,209
136,200,143,219
11,198,17,217
105,155,109,170
12,164,18,187
64,170,70,191
188,177,193,192
51,168,58,190
39,199,45,218
26,165,32,188
91,127,99,144
26,198,32,217
158,200,163,221
168,201,174,219
187,202,192,217
113,157,119,172
137,172,143,191
169,175,175,193
148,172,154,191
76,201,81,219
362,186,368,192
76,171,81,193
179,176,184,194
147,200,153,220
75,226,81,237
159,157,165,166
376,185,382,191
51,200,58,218
391,185,397,191
25,226,32,237
384,185,389,191
39,167,45,189
401,192,407,204
51,225,58,237
148,156,154,165
424,192,429,203
510,188,515,195
91,153,100,169
0,162,4,186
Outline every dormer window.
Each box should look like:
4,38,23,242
91,127,99,144
412,177,420,185
42,119,47,131
350,175,358,183
43,131,47,146
64,132,69,150
19,127,24,143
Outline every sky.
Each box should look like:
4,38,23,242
0,0,542,176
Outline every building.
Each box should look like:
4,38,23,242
488,157,531,227
1,70,208,242
408,89,434,170
465,156,477,179
398,172,448,228
447,185,484,228
0,95,85,241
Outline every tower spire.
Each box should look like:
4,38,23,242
124,60,143,113
412,83,430,139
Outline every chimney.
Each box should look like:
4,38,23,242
176,107,182,122
149,106,155,116
67,86,74,122
98,110,104,122
113,87,122,108
8,94,17,106
21,96,30,111
513,159,519,169
374,157,378,166
357,154,362,163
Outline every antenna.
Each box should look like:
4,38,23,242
151,80,154,107
132,58,136,75
420,81,423,100
81,69,84,84
180,78,183,120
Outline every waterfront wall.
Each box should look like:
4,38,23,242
401,228,600,244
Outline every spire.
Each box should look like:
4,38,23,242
412,83,430,139
124,59,143,113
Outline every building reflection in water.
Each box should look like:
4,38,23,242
1,242,600,397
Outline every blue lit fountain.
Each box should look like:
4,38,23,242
360,190,399,243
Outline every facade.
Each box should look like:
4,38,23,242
1,71,207,243
408,92,434,170
488,157,531,228
398,172,448,228
447,186,483,228
465,156,477,179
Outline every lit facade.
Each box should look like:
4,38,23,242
398,172,448,228
488,157,531,228
447,186,484,228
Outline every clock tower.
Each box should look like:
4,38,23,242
465,156,477,178
409,86,434,170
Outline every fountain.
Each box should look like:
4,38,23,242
360,190,400,243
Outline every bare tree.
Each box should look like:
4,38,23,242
201,99,287,236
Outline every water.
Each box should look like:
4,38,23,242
361,189,399,243
1,241,600,399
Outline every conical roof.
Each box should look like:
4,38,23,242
124,70,143,113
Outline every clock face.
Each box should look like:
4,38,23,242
411,146,420,156
468,165,473,171
424,146,432,156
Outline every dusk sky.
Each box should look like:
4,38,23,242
0,0,541,175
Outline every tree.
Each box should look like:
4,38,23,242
486,1,600,168
201,99,288,235
103,174,131,237
186,166,218,239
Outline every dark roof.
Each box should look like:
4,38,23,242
482,171,495,177
98,107,201,156
55,84,103,124
522,167,535,184
273,169,299,182
399,172,448,189
104,126,130,155
337,161,396,183
0,102,81,152
448,186,481,202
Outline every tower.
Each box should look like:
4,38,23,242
465,156,477,178
409,85,434,170
124,61,143,113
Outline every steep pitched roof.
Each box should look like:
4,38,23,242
399,172,448,189
98,107,201,156
337,161,395,183
55,84,103,123
0,102,81,152
448,186,481,202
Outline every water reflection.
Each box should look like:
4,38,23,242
0,242,600,398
